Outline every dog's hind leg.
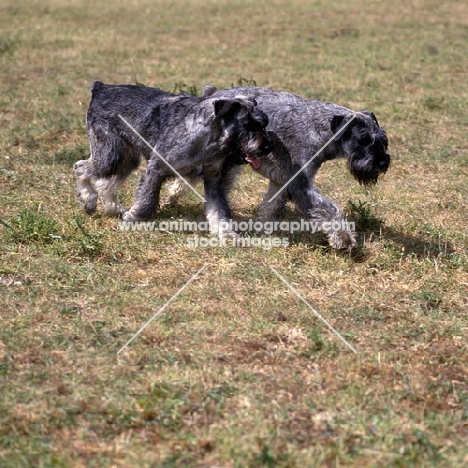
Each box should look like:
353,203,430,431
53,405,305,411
123,159,164,222
77,125,140,216
95,175,127,215
93,145,139,216
73,159,98,215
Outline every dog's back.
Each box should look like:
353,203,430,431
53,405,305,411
89,80,174,100
87,81,175,128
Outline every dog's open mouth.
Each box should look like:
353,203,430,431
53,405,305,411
245,153,261,170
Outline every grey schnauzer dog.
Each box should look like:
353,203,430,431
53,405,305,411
73,81,272,230
167,85,390,249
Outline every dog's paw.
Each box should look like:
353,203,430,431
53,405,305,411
102,201,126,216
208,223,238,238
326,229,357,250
218,229,239,241
160,194,177,208
76,188,97,215
84,201,97,215
73,160,88,178
122,210,141,222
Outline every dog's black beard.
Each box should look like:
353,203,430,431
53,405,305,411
219,131,250,166
347,130,390,185
220,125,272,168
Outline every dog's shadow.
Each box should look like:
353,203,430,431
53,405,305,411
346,224,455,263
369,226,453,257
144,200,456,264
285,201,455,262
287,227,455,263
157,203,206,223
345,201,455,262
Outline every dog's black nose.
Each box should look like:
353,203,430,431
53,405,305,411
380,157,390,168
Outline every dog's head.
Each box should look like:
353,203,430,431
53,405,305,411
212,97,272,169
331,110,390,185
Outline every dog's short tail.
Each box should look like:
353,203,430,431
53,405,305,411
90,80,105,95
203,84,218,97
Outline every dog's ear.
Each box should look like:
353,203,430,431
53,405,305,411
330,114,358,135
360,110,379,126
203,84,218,97
213,99,242,118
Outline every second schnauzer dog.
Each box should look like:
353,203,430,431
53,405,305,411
73,81,272,232
167,86,390,249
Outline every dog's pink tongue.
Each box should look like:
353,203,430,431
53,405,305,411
245,154,261,170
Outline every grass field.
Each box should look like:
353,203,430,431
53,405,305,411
1,0,467,466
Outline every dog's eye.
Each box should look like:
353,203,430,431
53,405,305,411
248,121,263,132
251,113,268,128
247,115,266,131
358,135,372,146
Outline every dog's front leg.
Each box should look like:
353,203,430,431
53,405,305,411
203,173,234,237
123,160,163,222
306,187,357,250
256,181,287,222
